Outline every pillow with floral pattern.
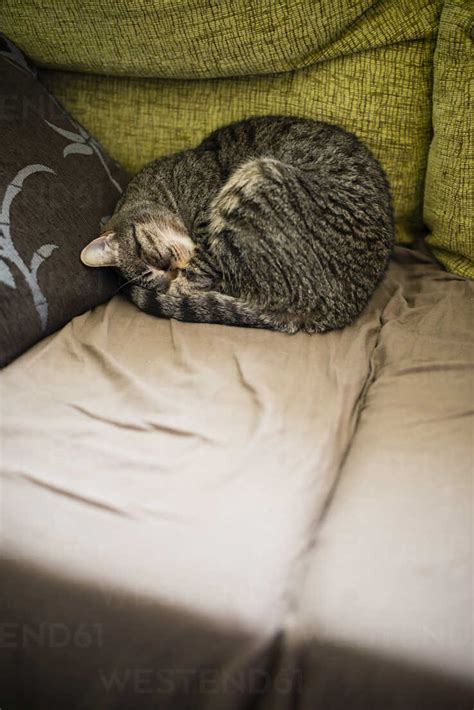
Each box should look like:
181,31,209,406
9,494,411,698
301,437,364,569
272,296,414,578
0,35,129,367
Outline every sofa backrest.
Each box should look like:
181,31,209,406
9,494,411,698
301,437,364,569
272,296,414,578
423,0,473,279
0,0,447,250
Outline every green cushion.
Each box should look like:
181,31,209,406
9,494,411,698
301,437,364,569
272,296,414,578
1,0,442,244
0,0,436,79
41,34,435,244
424,0,473,279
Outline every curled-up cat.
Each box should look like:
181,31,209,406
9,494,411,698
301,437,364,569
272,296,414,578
81,115,394,333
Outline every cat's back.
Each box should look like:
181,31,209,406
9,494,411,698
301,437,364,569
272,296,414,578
197,115,392,235
196,115,371,170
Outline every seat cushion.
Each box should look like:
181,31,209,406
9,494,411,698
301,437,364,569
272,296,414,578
1,247,472,708
0,253,392,708
260,248,474,709
1,270,392,623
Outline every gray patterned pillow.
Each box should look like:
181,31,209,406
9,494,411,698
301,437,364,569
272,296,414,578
0,36,129,367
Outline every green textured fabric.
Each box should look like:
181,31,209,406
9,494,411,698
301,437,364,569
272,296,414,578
0,0,439,79
1,0,443,244
424,0,474,279
41,34,435,244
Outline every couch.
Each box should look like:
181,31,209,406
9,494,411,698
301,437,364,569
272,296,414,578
0,1,472,708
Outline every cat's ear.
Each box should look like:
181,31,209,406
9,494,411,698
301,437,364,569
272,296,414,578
80,231,119,267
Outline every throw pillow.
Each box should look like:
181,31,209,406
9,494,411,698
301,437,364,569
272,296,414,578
0,36,128,367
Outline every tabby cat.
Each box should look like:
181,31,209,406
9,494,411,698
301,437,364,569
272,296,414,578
81,116,394,333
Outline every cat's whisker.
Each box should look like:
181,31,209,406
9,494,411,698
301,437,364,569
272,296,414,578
111,274,145,296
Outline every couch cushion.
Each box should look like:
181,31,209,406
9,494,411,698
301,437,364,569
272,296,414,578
1,0,441,244
0,0,438,79
0,36,127,367
260,248,474,709
40,30,435,245
0,257,393,708
424,0,474,279
1,248,472,708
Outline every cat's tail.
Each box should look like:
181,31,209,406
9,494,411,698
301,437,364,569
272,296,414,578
126,285,299,333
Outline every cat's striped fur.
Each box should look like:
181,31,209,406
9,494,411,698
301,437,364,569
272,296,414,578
85,116,394,333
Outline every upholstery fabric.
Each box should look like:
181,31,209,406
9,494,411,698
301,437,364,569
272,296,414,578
0,0,442,245
261,247,474,710
0,0,440,79
1,247,473,708
0,37,127,367
40,34,435,245
424,0,474,279
2,0,472,270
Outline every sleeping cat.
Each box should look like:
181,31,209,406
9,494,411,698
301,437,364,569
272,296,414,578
81,115,394,333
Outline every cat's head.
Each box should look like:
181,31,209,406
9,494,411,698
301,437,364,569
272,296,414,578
80,205,195,290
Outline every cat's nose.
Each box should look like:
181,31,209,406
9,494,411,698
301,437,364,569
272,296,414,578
160,255,172,271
